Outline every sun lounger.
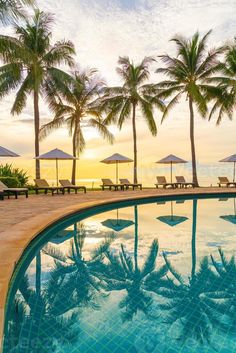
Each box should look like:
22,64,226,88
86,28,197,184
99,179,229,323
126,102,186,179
175,176,195,188
0,180,28,199
155,176,176,189
119,178,142,190
34,179,65,195
218,177,236,188
101,179,124,191
59,179,86,193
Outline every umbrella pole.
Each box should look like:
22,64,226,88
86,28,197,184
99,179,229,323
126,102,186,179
116,209,120,225
56,159,59,186
234,162,236,182
171,162,173,183
116,161,118,184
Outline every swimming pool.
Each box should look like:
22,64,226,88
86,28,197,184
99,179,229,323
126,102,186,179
3,194,236,353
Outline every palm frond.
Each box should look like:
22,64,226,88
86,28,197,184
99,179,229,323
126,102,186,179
43,40,75,67
163,252,184,285
42,244,67,263
117,99,131,129
40,115,65,140
11,73,33,114
161,92,182,122
139,97,157,135
141,239,159,277
0,0,34,25
88,117,114,144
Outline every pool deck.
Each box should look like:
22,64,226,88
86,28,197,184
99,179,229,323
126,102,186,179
0,186,236,349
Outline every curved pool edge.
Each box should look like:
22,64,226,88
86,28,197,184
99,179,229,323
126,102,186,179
1,187,236,350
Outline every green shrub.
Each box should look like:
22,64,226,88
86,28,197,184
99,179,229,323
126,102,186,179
0,164,29,187
0,176,20,187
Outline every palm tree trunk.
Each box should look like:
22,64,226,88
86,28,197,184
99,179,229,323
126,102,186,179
191,199,197,281
132,103,138,184
189,97,199,187
134,205,138,272
34,90,40,179
71,124,78,185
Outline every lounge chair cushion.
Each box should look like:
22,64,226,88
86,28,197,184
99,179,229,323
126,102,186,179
0,180,28,192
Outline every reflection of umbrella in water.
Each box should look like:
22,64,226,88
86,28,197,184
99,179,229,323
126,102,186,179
50,223,78,244
50,229,77,244
220,198,236,225
157,201,188,227
101,209,134,232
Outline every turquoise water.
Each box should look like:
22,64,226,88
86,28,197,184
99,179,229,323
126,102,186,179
3,195,236,353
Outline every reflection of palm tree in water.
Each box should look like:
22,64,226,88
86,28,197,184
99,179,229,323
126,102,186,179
208,248,236,333
4,274,79,353
43,223,113,314
105,205,168,321
4,224,113,353
160,199,221,345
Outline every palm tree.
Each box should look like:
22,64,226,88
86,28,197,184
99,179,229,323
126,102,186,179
0,9,75,178
104,206,168,321
156,31,224,186
100,56,164,184
40,69,113,184
0,0,34,25
208,40,236,124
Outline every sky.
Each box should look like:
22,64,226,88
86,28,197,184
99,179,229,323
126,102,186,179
0,0,236,186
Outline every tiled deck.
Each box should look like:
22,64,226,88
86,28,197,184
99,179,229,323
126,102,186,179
0,187,236,349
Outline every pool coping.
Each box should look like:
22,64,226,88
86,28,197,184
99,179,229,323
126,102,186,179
1,187,236,350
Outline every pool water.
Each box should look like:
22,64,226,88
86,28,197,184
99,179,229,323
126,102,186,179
3,195,236,353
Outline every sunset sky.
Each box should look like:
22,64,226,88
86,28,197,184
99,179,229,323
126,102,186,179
0,0,236,186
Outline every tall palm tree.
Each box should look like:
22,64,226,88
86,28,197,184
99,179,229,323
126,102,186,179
0,9,75,178
208,40,236,124
156,31,224,186
40,69,113,184
100,56,164,184
0,0,34,25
